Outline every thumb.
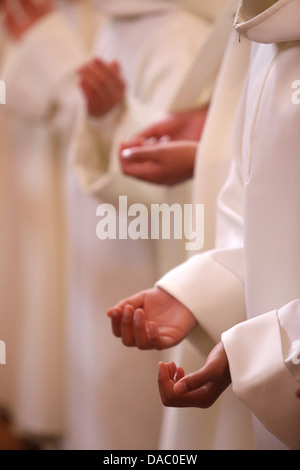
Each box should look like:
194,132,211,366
119,137,145,152
173,364,214,395
120,145,156,163
174,342,230,395
109,60,121,75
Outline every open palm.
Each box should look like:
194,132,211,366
107,287,197,350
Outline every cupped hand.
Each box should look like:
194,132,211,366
78,57,125,117
107,287,197,350
135,106,209,143
118,106,209,185
158,342,231,408
119,140,198,186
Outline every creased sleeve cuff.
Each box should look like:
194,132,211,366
156,250,246,343
222,311,300,450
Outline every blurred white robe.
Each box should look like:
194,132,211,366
0,24,22,418
66,1,218,450
0,1,101,437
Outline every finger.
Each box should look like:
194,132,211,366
79,78,97,102
137,118,175,141
94,58,123,82
121,304,135,346
120,147,152,162
158,362,176,405
173,365,213,395
148,321,174,350
159,369,222,408
108,291,146,315
80,63,121,105
147,321,161,349
92,58,125,95
173,343,229,395
158,362,169,382
79,79,102,116
167,362,186,382
77,62,90,75
110,308,122,337
143,137,159,146
79,66,108,98
159,135,171,143
121,161,165,185
158,362,210,408
120,144,162,164
133,308,152,350
107,305,116,318
109,60,120,75
176,380,228,409
166,361,177,379
19,0,53,17
80,63,124,113
120,141,181,164
175,366,185,382
119,137,145,154
19,0,39,16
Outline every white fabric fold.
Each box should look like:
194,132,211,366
222,310,300,450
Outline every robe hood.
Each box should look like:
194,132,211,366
93,0,225,21
234,0,300,43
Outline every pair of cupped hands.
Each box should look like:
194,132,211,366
0,0,205,188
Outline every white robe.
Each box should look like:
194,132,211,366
0,28,22,418
67,2,223,450
158,0,300,450
0,1,102,437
